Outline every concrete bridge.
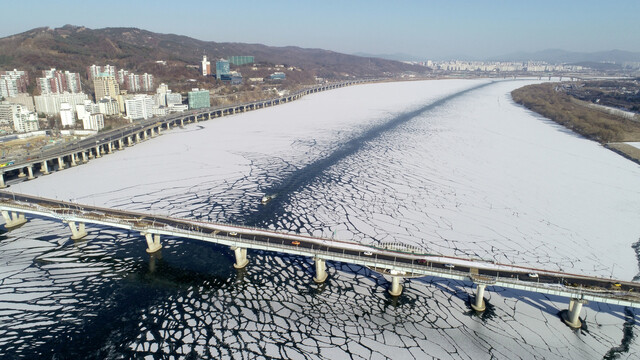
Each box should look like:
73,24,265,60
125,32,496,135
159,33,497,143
1,191,639,330
0,80,368,188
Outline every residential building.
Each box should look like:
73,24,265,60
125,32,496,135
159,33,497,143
34,92,89,115
216,59,230,80
229,56,254,66
0,103,39,133
122,72,154,92
82,113,104,131
0,69,29,99
59,102,75,127
140,73,154,92
117,69,129,84
98,97,120,116
187,89,210,109
156,83,169,106
87,65,116,80
37,69,82,94
125,94,154,120
94,76,120,102
202,55,211,76
5,93,35,112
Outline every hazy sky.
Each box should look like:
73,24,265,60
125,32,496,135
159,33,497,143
2,0,639,59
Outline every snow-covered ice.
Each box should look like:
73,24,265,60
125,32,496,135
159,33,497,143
2,78,640,359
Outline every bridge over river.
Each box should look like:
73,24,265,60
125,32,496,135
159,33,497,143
1,191,639,330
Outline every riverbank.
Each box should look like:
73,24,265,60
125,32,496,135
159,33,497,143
511,83,640,163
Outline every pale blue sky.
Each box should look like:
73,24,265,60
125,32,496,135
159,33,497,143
2,0,639,59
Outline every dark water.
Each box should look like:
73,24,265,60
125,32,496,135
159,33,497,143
1,80,637,359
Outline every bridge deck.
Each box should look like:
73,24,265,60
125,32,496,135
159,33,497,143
1,191,639,308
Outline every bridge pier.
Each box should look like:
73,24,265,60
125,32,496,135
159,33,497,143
18,168,26,178
232,246,249,269
95,146,101,158
136,133,141,143
1,211,26,228
107,143,113,154
82,151,88,163
70,153,77,167
562,298,587,329
41,161,49,175
127,136,133,146
27,166,35,180
118,139,124,149
313,257,328,283
143,232,162,253
471,284,487,312
57,157,65,170
143,131,148,140
0,173,5,188
389,274,403,297
67,221,87,240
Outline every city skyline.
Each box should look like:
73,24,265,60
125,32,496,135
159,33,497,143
1,0,639,60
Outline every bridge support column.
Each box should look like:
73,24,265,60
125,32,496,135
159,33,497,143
0,173,5,188
180,119,184,127
1,211,26,228
57,157,65,170
136,133,141,143
67,221,87,240
231,246,249,269
41,161,50,175
70,153,77,167
471,284,487,312
313,257,328,283
18,168,26,178
94,146,101,158
389,275,403,297
151,128,156,137
82,152,88,163
143,233,162,253
118,139,124,149
562,298,587,329
127,136,133,146
143,131,148,140
27,166,35,180
107,143,113,154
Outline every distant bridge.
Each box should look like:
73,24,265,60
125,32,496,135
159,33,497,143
1,191,639,330
0,80,369,187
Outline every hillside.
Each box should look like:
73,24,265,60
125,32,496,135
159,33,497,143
0,25,426,87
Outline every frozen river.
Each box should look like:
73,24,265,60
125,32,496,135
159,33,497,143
2,79,640,358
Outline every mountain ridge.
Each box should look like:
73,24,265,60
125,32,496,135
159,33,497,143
0,25,424,83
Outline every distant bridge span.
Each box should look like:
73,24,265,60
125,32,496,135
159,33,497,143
1,191,639,329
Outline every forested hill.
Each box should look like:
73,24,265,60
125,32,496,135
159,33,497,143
0,25,425,81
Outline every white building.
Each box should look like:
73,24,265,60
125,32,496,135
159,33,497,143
98,97,120,116
0,103,39,133
166,93,182,106
202,55,211,76
34,92,89,116
156,83,169,107
82,113,104,131
59,102,75,127
125,94,154,120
